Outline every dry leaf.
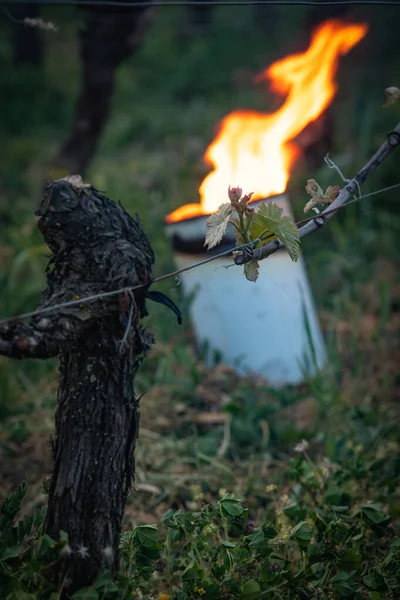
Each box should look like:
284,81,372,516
325,185,340,201
192,412,230,425
383,86,400,107
304,199,319,213
135,483,161,494
55,175,91,191
305,179,324,201
304,180,339,213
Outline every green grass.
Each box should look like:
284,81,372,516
1,404,399,598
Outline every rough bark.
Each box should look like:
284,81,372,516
47,327,142,593
0,176,155,596
53,1,154,175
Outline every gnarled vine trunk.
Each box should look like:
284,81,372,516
46,328,141,592
0,177,154,596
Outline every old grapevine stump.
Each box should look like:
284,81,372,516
0,177,155,595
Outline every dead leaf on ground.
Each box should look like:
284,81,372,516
135,482,162,494
281,397,320,433
191,412,231,425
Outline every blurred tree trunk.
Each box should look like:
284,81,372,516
0,178,155,596
53,1,154,175
12,2,43,66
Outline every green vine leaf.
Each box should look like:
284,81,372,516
229,215,259,281
230,216,246,246
244,261,260,282
205,203,233,250
249,202,300,262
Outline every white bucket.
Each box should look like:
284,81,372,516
165,195,326,386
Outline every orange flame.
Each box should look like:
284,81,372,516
166,19,368,223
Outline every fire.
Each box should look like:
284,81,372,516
166,19,368,223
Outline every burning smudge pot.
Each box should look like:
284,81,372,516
162,20,369,384
165,195,326,386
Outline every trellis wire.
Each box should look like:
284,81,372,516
3,0,400,7
0,181,399,328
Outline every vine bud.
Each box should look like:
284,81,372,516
228,185,242,203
